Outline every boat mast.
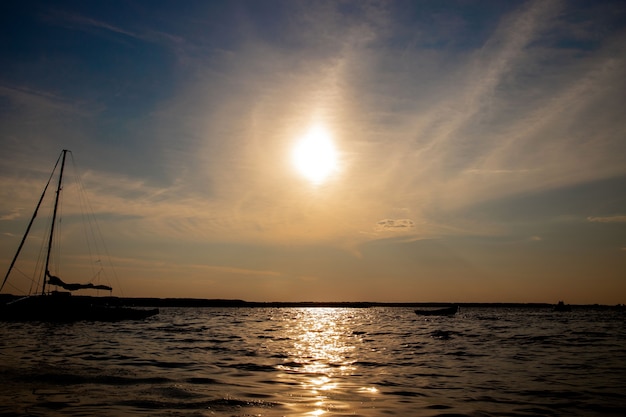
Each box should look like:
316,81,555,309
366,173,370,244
42,149,68,295
0,151,65,293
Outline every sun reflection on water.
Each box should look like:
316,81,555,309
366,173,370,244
276,308,378,415
280,308,356,375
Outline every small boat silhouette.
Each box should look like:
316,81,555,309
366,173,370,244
414,305,458,316
553,301,571,312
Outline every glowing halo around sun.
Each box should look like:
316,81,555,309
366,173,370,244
291,125,339,185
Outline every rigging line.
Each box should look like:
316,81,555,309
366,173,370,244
1,151,64,293
68,152,120,292
29,220,49,295
26,198,53,295
4,280,25,294
33,201,54,295
74,157,106,289
12,267,39,293
69,152,98,283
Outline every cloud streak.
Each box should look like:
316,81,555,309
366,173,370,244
375,219,415,232
587,216,626,223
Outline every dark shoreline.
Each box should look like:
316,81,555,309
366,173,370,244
1,294,622,310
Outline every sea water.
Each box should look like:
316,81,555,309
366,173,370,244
1,307,624,416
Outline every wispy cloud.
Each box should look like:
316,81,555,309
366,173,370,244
0,209,22,221
51,11,141,39
203,265,282,278
45,9,183,46
0,85,95,115
375,219,415,232
587,216,626,223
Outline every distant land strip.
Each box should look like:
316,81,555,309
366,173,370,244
0,294,622,309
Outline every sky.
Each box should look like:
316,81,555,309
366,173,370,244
1,0,625,304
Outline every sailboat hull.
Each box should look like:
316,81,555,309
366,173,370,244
0,293,158,322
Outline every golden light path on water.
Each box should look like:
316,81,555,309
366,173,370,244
276,308,379,416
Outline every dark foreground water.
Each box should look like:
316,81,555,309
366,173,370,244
1,307,625,416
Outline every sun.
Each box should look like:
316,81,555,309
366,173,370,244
291,125,338,185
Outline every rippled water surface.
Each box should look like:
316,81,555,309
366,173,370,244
1,307,625,416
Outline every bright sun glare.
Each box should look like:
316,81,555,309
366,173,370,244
292,125,338,185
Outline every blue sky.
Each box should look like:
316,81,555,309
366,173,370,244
1,0,625,303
